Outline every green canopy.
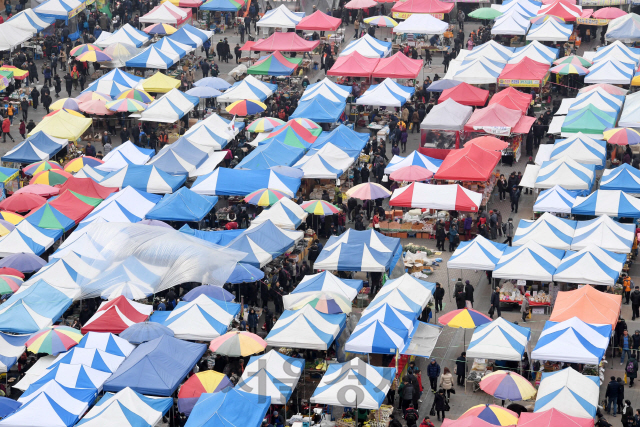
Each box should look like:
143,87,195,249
247,52,303,76
561,105,616,134
469,7,502,20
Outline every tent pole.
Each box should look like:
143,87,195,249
447,266,452,302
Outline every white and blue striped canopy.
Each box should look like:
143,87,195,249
339,34,391,58
467,317,531,362
125,46,176,69
554,244,627,286
584,59,634,85
448,235,508,271
534,367,600,418
533,185,579,214
453,57,506,84
572,189,640,218
345,320,410,354
550,133,606,168
592,40,640,65
493,241,565,282
601,163,640,193
514,212,577,250
535,157,596,191
571,215,635,253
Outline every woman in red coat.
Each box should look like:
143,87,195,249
2,117,14,142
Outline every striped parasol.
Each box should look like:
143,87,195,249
300,200,341,215
244,188,290,206
209,331,267,357
26,326,83,355
23,160,63,176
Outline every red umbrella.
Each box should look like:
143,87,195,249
0,193,47,213
389,165,433,182
466,136,509,151
592,7,627,19
0,268,24,279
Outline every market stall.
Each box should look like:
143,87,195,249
534,368,599,419
420,99,473,150
554,245,626,286
533,186,578,214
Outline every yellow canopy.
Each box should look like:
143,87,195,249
632,74,640,86
138,72,181,93
28,110,93,141
0,66,27,79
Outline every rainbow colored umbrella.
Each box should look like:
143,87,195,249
247,117,285,133
550,63,590,76
76,91,113,102
225,99,267,116
209,331,267,357
553,55,592,67
45,108,85,117
177,371,233,415
76,50,113,62
300,200,340,215
389,165,433,182
292,118,323,136
248,51,302,76
117,88,155,103
143,23,178,35
106,98,148,113
50,97,80,112
603,127,640,145
0,220,15,237
30,169,72,185
290,291,352,314
438,308,492,329
70,43,102,57
23,160,63,176
0,211,23,225
529,14,565,24
364,15,398,27
64,156,104,173
460,404,519,426
244,188,290,206
26,326,83,355
479,370,537,401
345,182,392,200
0,275,22,295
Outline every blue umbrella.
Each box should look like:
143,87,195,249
426,79,464,92
193,77,232,91
228,263,265,284
0,397,20,418
186,86,222,98
0,253,47,273
119,322,175,345
182,285,236,302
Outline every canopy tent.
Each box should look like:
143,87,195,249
605,13,640,42
296,10,341,30
518,409,595,427
465,40,515,63
592,40,640,64
237,350,304,405
33,0,83,22
191,168,300,197
311,358,395,410
600,163,640,193
134,88,198,122
144,187,217,222
58,177,117,199
1,131,68,164
200,0,244,11
508,40,558,64
434,144,501,181
371,52,423,79
26,363,111,392
438,83,489,107
248,51,301,76
572,189,640,218
534,368,600,418
550,285,621,328
80,296,153,334
178,226,243,246
47,347,127,373
0,25,34,53
289,97,345,123
154,294,240,340
180,113,237,151
251,32,319,52
448,236,508,271
554,245,626,286
136,71,181,93
81,186,161,226
76,332,135,357
500,0,541,16
312,124,368,153
463,103,535,135
356,78,413,108
489,87,532,112
182,388,270,427
226,220,303,267
0,332,30,373
453,57,506,84
389,183,482,211
368,273,434,311
549,132,606,167
236,140,306,170
523,157,596,190
139,2,191,25
492,241,565,281
532,317,612,364
619,91,640,127
251,197,308,230
97,165,186,194
390,0,454,16
420,98,473,132
167,24,212,49
513,212,576,250
94,23,149,48
27,110,92,141
257,4,304,28
339,34,391,58
14,356,56,392
151,36,190,59
145,138,210,177
76,387,172,427
384,151,443,175
302,78,350,102
392,13,448,34
0,221,62,258
265,305,346,350
313,243,394,272
83,69,143,99
327,51,379,78
533,185,578,214
216,75,277,102
491,12,531,36
498,57,550,87
526,19,573,40
103,336,206,396
6,9,54,34
537,0,581,21
584,59,634,85
357,303,417,338
467,317,531,361
0,281,68,333
287,271,363,302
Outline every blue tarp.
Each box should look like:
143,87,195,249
289,97,345,123
191,168,301,197
1,131,67,164
226,220,301,267
312,125,369,153
145,187,217,222
236,141,306,170
184,388,271,427
102,335,207,396
179,224,243,245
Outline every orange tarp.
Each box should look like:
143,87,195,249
549,285,622,329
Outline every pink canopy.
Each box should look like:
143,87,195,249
489,87,532,112
518,409,594,427
593,7,627,19
345,0,377,9
297,10,342,30
327,51,380,78
579,83,628,96
372,52,423,79
464,103,535,135
537,0,581,21
434,144,501,182
252,32,320,52
391,0,454,15
389,183,482,212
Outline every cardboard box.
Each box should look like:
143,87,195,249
397,232,408,238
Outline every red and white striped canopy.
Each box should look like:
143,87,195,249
389,183,483,212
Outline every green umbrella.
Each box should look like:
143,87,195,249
469,7,502,20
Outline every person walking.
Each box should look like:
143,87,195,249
448,221,458,252
497,174,508,201
404,404,419,427
464,280,474,308
455,352,466,386
622,401,634,427
606,376,621,416
622,330,632,366
440,367,454,398
18,119,25,139
510,185,521,213
434,282,444,313
632,286,640,321
489,286,501,319
624,275,633,305
42,92,52,114
626,354,638,387
30,86,39,110
504,218,514,246
435,219,446,251
426,359,440,392
432,389,448,422
454,278,465,309
521,295,530,322
20,98,28,121
400,379,415,414
354,19,360,39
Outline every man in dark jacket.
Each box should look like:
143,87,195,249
606,376,620,416
489,287,501,319
627,354,638,387
388,414,402,427
510,186,521,213
120,127,130,144
426,359,440,392
434,282,445,312
404,404,419,426
454,279,465,309
631,286,640,320
456,352,466,385
465,280,474,308
308,242,320,271
400,380,414,414
30,86,39,110
435,219,446,252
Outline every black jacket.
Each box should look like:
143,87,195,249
491,291,500,307
456,356,466,376
308,245,320,262
433,392,447,411
631,290,640,305
606,380,620,399
434,287,445,300
465,283,474,303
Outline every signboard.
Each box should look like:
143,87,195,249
68,3,86,18
475,126,511,136
392,12,445,19
576,17,610,25
582,0,628,5
532,308,545,315
499,73,550,88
